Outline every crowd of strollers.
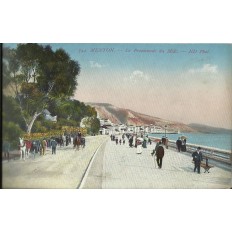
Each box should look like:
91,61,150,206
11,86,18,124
110,133,204,173
3,133,204,174
2,132,84,161
110,133,169,169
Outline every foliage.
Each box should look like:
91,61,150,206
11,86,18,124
3,43,81,134
81,116,100,135
23,128,87,141
2,121,24,149
32,120,49,133
90,117,101,134
2,95,25,130
2,43,99,145
48,99,97,124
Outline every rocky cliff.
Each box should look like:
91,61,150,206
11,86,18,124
87,102,196,132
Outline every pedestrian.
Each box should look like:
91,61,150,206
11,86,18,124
77,131,82,139
81,137,86,148
165,137,169,149
41,138,47,156
136,138,143,154
62,135,66,147
129,136,133,148
123,139,125,145
47,138,51,148
66,135,69,146
155,141,165,169
119,139,122,145
181,139,187,152
115,137,118,145
134,135,137,148
142,136,147,148
51,138,58,155
25,140,32,159
35,140,40,153
3,141,10,161
161,136,166,145
38,141,42,155
151,141,160,156
19,137,26,161
31,140,37,158
192,147,203,174
70,136,73,145
176,137,182,152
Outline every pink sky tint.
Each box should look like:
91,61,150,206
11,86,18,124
74,68,232,129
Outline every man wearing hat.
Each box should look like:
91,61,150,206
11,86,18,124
192,147,203,174
155,141,165,169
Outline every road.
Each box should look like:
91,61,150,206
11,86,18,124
2,135,108,188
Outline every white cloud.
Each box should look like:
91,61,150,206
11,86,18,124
89,61,105,68
188,64,218,74
129,70,149,83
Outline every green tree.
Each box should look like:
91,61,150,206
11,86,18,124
3,44,81,134
90,117,100,134
47,99,97,127
2,121,24,149
81,116,100,135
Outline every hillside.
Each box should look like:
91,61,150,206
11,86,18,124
86,102,196,132
188,123,232,134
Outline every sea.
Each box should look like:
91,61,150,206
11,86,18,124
149,132,232,151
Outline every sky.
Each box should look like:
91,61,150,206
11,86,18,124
5,43,232,129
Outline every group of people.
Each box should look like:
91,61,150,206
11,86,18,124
2,132,84,161
17,137,59,160
110,133,160,164
111,133,152,150
153,138,205,174
110,134,126,145
176,137,187,152
110,133,205,174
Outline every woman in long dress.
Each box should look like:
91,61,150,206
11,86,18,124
136,138,143,154
19,137,26,160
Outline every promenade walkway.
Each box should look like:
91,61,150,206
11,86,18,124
83,138,232,189
2,136,108,188
2,136,231,189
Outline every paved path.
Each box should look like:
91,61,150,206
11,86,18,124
2,136,108,188
2,136,231,189
82,138,232,189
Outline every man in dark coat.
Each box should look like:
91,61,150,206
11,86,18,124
155,142,165,169
192,147,203,174
81,137,86,148
77,131,82,139
176,137,182,152
161,136,166,145
51,138,58,155
129,136,133,148
151,141,160,156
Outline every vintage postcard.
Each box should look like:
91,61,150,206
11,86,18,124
2,43,232,189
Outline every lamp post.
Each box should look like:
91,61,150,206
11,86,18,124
164,125,167,137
